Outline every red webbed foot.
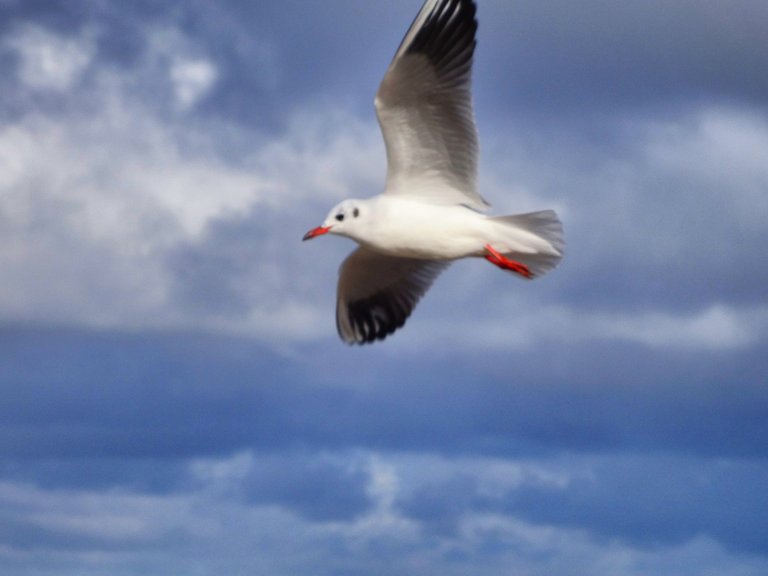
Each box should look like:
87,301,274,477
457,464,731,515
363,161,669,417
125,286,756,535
484,244,534,279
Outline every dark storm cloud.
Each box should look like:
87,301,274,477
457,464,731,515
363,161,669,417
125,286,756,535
2,326,766,463
476,0,768,117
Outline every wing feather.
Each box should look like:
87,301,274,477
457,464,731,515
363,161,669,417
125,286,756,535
336,247,449,344
375,0,488,209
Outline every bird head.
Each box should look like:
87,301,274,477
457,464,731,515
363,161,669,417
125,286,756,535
303,200,365,241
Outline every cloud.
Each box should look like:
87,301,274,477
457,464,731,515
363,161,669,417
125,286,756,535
190,451,372,522
170,57,218,110
4,82,766,351
0,102,256,328
4,25,94,92
477,0,768,114
370,453,768,558
0,481,200,547
594,304,766,350
1,452,767,576
0,22,383,340
413,301,768,352
140,27,220,112
3,326,766,463
2,2,768,575
2,9,767,355
640,107,768,234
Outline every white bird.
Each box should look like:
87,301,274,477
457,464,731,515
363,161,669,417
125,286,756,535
304,0,564,345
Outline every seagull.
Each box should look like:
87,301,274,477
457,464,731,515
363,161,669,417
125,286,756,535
303,0,564,345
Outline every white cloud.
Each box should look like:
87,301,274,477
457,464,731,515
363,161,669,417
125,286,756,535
0,104,256,328
170,57,218,110
0,481,207,545
2,15,766,353
373,104,768,354
4,85,766,350
639,107,768,234
1,452,766,576
597,303,764,350
350,456,418,538
5,25,94,92
0,44,382,340
406,300,768,352
189,451,255,493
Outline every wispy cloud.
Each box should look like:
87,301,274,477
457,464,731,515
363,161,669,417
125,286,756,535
170,57,218,110
0,22,383,340
1,451,766,575
411,301,768,352
5,25,95,92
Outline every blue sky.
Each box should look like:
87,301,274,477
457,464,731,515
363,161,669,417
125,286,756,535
1,0,767,574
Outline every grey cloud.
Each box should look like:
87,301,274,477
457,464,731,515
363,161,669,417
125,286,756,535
477,0,768,117
396,454,768,556
507,456,768,555
2,326,766,461
5,1,768,122
239,454,372,522
476,106,768,319
3,0,766,347
398,473,479,536
2,1,767,574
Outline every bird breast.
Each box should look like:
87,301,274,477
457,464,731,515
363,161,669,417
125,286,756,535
359,198,487,260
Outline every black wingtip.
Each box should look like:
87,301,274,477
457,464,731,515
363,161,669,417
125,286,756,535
406,0,478,73
339,292,411,345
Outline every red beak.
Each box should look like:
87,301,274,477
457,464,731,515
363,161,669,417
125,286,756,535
302,225,332,241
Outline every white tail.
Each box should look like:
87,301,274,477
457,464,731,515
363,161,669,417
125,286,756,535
488,210,564,278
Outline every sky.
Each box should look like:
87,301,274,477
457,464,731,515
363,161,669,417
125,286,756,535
1,0,767,574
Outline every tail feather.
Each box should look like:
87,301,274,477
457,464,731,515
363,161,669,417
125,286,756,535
488,210,564,278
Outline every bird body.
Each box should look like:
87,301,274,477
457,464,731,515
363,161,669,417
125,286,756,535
304,0,565,344
362,198,490,260
317,196,561,264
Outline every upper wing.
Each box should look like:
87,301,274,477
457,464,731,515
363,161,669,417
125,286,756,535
375,0,488,210
336,247,450,344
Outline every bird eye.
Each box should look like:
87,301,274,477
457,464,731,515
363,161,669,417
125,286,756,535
335,213,345,222
353,208,360,218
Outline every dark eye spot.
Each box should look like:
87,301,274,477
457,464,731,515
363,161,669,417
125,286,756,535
335,213,345,222
353,208,360,218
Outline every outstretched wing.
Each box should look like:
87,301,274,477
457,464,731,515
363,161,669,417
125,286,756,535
336,247,450,344
375,0,488,209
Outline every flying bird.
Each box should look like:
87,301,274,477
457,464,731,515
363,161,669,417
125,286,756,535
304,0,564,344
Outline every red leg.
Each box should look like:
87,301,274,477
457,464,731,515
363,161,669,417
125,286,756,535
484,245,534,279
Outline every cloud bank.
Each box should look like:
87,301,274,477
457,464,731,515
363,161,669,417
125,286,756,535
1,1,767,575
